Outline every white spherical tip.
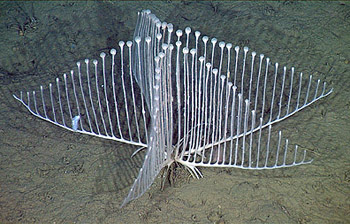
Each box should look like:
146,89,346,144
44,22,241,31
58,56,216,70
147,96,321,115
162,22,167,30
199,56,205,62
93,59,98,65
156,33,162,40
148,12,154,18
226,43,232,49
151,15,158,23
211,38,217,44
183,47,189,54
221,75,226,80
85,59,89,64
252,51,256,57
190,49,196,55
76,61,81,67
159,52,165,58
110,48,117,55
202,36,209,43
154,56,160,63
167,23,173,33
145,36,151,43
195,31,200,38
185,27,191,34
235,46,239,52
135,36,141,43
176,30,183,37
219,41,225,48
213,68,218,75
176,41,182,47
119,41,125,47
126,41,132,47
162,43,168,50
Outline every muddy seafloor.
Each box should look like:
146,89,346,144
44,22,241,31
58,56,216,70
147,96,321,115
0,1,349,223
